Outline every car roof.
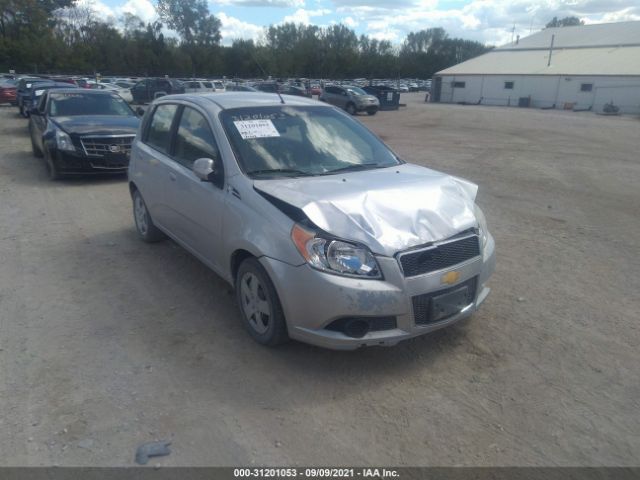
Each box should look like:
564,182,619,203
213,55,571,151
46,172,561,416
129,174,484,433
38,82,79,88
48,88,116,96
158,92,325,110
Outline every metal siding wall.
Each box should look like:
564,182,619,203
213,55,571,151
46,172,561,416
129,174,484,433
435,75,640,114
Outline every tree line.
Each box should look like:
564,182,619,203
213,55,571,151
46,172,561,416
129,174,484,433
0,0,491,79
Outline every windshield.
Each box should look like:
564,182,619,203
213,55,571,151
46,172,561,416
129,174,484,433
221,106,400,178
49,93,134,117
345,86,367,96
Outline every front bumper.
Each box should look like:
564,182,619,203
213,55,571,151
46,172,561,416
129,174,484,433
355,101,380,112
261,233,496,350
50,148,129,174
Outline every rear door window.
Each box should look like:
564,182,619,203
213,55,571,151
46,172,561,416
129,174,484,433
145,104,178,154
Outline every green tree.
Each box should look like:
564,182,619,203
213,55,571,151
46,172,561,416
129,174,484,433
156,0,220,46
546,16,584,28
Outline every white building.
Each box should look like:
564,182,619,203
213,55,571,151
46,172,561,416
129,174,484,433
432,21,640,114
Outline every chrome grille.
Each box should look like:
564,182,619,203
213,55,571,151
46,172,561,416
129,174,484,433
398,232,480,278
80,135,135,157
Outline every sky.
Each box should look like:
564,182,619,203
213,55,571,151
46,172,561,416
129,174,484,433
90,0,640,46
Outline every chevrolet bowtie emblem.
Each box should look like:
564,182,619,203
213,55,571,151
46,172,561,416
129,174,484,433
441,271,461,285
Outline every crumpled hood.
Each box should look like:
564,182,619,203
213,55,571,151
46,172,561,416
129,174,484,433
254,163,479,256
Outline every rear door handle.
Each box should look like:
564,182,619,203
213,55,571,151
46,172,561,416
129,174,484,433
169,172,177,181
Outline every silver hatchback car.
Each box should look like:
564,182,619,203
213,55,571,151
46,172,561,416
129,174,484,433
128,93,495,350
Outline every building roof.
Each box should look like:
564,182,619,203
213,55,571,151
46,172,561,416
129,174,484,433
437,21,640,76
502,21,640,50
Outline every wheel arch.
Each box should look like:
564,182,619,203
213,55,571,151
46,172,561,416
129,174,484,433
230,249,258,286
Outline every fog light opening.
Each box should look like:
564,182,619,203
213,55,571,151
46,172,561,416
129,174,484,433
343,319,370,338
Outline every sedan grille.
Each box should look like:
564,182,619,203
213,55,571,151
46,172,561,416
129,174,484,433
80,135,134,157
398,233,480,278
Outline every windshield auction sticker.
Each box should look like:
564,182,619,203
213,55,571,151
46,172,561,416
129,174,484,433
234,119,280,139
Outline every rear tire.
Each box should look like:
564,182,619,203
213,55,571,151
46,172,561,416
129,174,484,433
132,189,166,242
346,103,356,115
367,109,377,116
236,258,289,347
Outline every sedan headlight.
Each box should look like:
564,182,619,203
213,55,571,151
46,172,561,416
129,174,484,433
55,130,75,152
474,204,489,249
291,224,381,278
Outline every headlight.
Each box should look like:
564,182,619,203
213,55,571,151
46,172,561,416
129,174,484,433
474,204,489,249
291,224,381,278
55,130,75,152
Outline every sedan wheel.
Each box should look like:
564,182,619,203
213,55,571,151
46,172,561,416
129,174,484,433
132,189,165,242
346,103,356,115
236,258,288,346
239,272,271,335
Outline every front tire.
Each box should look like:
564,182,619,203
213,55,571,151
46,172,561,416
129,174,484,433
132,189,165,242
30,125,43,158
346,103,356,115
236,258,288,347
44,148,60,180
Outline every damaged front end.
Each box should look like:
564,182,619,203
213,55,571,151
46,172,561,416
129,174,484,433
253,163,495,349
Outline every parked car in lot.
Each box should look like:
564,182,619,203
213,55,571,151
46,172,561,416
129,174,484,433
319,84,380,115
252,82,280,93
282,85,311,98
16,77,50,116
0,79,17,105
29,89,140,179
131,78,185,104
128,93,495,349
226,84,259,92
21,81,77,117
183,80,215,94
88,82,133,103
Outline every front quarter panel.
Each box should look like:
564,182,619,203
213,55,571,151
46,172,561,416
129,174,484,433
221,177,305,283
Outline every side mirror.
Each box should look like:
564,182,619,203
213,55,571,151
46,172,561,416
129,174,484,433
135,106,145,117
193,157,219,183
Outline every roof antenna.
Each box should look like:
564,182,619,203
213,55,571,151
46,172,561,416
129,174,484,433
249,47,285,104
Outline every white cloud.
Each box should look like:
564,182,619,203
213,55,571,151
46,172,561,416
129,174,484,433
343,16,359,27
75,0,116,21
217,12,265,44
212,0,304,7
334,0,640,46
115,0,157,23
282,8,332,25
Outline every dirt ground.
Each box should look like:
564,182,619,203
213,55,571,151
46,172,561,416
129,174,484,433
0,93,638,467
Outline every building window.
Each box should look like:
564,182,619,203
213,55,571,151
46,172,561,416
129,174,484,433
504,81,514,89
453,81,466,88
580,83,593,92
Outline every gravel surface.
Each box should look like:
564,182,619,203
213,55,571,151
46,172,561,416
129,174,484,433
0,94,638,466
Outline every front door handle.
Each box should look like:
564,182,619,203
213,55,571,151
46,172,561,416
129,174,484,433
169,172,177,181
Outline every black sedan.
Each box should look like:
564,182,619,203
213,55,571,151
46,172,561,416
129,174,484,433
28,89,140,179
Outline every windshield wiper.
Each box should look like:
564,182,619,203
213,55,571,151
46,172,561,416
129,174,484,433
321,162,385,175
248,168,313,177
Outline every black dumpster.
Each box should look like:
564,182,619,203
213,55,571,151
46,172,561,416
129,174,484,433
363,85,401,111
